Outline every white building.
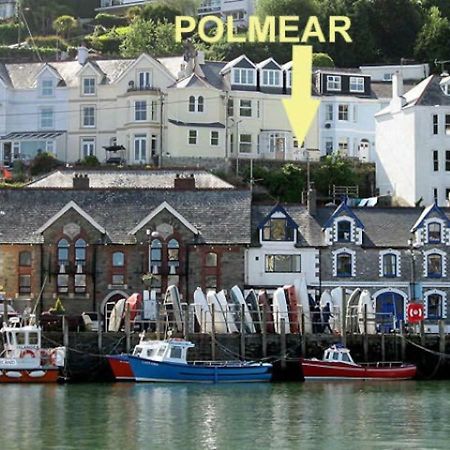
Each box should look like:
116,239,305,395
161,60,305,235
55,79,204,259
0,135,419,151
360,63,429,83
375,72,450,206
198,0,256,27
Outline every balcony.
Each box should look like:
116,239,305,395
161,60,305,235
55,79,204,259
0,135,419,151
127,82,160,94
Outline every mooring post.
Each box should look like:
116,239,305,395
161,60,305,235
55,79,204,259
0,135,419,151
439,319,446,355
341,287,347,347
156,300,161,340
63,315,69,349
420,319,425,347
183,304,189,339
125,303,131,354
399,320,406,361
363,304,368,362
262,305,267,358
97,305,102,353
211,303,216,360
240,304,245,359
280,318,286,369
381,331,386,362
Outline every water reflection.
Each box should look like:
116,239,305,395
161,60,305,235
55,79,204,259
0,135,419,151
1,382,450,449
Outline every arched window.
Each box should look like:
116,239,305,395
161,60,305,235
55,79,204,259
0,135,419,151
428,223,441,243
336,253,352,277
188,96,196,112
427,253,442,278
112,252,124,267
427,293,443,319
150,239,162,266
19,251,31,267
383,253,397,277
168,239,180,268
75,239,86,266
206,252,218,267
337,220,351,242
197,96,204,112
57,239,69,265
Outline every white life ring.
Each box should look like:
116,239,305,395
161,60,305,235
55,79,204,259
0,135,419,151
20,349,36,359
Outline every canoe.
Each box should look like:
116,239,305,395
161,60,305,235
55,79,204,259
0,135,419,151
346,288,361,333
358,289,377,334
330,287,344,333
164,285,183,332
272,288,290,334
257,290,274,333
245,289,262,333
206,291,228,333
283,285,300,333
230,286,255,333
193,287,212,333
294,276,311,333
108,298,126,332
217,290,238,333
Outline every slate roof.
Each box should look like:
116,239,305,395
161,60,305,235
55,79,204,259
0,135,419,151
252,204,450,248
0,189,251,244
414,75,450,107
26,169,234,190
371,80,417,99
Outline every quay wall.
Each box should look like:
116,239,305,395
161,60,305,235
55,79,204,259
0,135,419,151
44,331,450,382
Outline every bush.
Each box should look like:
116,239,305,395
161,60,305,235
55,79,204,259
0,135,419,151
94,13,129,29
79,155,100,167
29,152,62,176
312,52,335,68
0,23,25,45
0,46,59,60
26,35,68,51
87,30,124,54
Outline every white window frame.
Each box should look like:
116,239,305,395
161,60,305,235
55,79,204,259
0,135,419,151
40,107,54,129
338,104,349,121
81,137,96,159
82,106,96,128
210,130,219,146
325,138,333,155
133,134,147,163
232,68,256,86
327,75,341,91
338,139,349,156
265,254,301,273
424,289,448,319
239,99,252,117
423,248,447,278
332,248,356,277
378,249,401,278
325,104,333,121
41,79,54,96
286,71,292,88
188,129,198,145
261,70,281,87
349,76,365,93
424,218,445,244
82,77,96,96
134,100,147,121
138,71,152,89
239,133,252,153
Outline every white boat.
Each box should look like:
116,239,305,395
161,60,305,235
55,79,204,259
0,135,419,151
346,288,362,333
358,290,377,334
272,288,290,334
217,290,238,333
164,285,183,332
193,287,212,333
330,287,344,333
230,286,255,333
294,276,311,333
206,291,228,333
245,289,262,333
108,298,126,332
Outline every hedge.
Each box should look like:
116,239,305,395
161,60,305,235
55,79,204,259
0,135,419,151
0,23,25,45
0,46,59,59
94,13,129,29
26,35,68,51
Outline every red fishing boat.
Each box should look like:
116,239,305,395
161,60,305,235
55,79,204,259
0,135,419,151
301,345,417,381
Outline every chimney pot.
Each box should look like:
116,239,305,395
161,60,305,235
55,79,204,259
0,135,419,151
73,173,90,190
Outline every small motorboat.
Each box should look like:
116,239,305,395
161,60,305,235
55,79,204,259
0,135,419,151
0,317,65,383
301,344,417,381
127,338,272,383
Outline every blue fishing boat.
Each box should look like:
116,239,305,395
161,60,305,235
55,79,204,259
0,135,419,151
128,338,272,383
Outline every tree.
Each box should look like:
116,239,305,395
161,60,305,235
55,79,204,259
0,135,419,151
257,0,319,30
22,0,73,35
53,15,77,40
415,6,450,63
313,53,334,67
120,18,183,58
141,3,181,24
163,0,201,16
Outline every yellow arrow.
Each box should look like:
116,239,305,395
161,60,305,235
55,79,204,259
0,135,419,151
282,46,320,148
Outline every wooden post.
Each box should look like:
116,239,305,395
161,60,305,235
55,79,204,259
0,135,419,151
63,316,69,349
156,300,161,340
183,304,189,340
262,305,267,358
399,320,405,361
280,318,287,369
211,303,216,361
439,319,446,355
341,287,347,347
363,304,368,362
240,304,245,359
125,303,131,354
381,331,385,362
420,319,425,347
97,306,102,353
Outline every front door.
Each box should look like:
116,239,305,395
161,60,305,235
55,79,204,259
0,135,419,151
376,292,404,332
3,142,11,166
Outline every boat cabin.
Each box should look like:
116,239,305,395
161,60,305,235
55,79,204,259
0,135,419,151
1,319,41,358
132,338,194,364
323,345,357,365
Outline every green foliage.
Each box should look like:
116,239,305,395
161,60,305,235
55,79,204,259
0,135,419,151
0,46,58,60
52,15,78,39
22,0,73,35
26,35,68,51
94,13,129,29
79,155,100,167
141,3,181,24
11,160,27,183
415,6,450,62
312,53,334,67
120,18,183,57
87,28,125,54
163,0,201,15
0,23,24,45
29,152,62,176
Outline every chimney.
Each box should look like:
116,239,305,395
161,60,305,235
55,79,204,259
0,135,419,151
174,173,196,190
390,71,406,112
73,173,90,190
307,186,317,216
196,50,205,65
77,45,89,65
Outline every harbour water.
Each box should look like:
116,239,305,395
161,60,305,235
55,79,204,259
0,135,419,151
1,381,450,450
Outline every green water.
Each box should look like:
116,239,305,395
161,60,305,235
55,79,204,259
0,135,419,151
1,381,449,450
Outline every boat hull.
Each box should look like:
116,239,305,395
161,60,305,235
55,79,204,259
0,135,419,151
0,368,60,383
106,354,134,381
301,359,417,380
128,355,272,383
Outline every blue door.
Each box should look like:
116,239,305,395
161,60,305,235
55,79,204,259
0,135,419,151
376,292,404,332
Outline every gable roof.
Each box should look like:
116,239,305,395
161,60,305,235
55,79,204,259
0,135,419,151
170,73,217,90
130,201,200,235
411,203,450,232
257,204,298,230
256,58,282,70
323,202,365,230
220,55,256,74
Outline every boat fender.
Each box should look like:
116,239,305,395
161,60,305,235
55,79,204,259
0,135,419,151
5,371,22,378
28,370,46,378
20,349,36,359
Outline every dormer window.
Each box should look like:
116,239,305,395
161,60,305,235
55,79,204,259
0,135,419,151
82,77,95,95
263,218,294,241
233,68,255,86
349,77,364,93
337,220,351,242
286,71,292,88
42,79,53,96
261,70,281,87
327,75,341,91
428,222,441,243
